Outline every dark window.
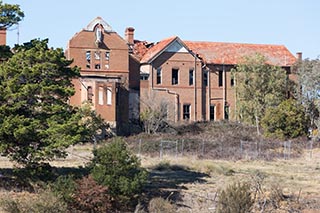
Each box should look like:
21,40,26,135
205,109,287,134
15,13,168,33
224,105,229,120
95,63,101,69
86,51,91,68
140,74,149,80
204,71,208,87
87,86,93,103
231,75,235,87
218,71,223,87
210,105,215,121
157,68,161,84
172,68,179,85
189,69,194,85
183,104,191,120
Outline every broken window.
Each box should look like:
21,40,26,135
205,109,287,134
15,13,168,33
105,52,110,69
183,104,191,120
210,105,215,121
94,51,101,60
86,51,91,68
172,68,179,85
189,68,194,86
95,63,101,69
87,86,93,103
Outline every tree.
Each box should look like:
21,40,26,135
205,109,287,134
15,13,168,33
0,0,24,30
233,54,292,135
261,99,309,139
296,58,320,138
140,93,171,134
89,138,147,203
0,39,98,167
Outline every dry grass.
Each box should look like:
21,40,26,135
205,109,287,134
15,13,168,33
0,143,320,212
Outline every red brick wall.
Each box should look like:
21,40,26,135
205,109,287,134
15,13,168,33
0,29,6,45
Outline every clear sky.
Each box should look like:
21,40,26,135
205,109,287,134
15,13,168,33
4,0,320,59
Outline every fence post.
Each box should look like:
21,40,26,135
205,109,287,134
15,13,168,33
138,139,141,157
181,139,184,156
175,140,178,158
160,140,163,159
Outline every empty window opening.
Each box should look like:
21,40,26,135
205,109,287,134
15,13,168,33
156,68,162,84
204,71,208,87
95,63,101,69
218,71,223,87
172,68,179,85
87,86,93,103
183,104,191,120
189,69,194,85
210,105,215,121
224,105,229,120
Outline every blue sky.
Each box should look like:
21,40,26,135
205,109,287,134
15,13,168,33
5,0,320,59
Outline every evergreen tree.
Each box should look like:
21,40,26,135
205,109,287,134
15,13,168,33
0,0,24,29
0,39,96,167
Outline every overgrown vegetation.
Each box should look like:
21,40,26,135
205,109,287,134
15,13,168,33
262,99,309,139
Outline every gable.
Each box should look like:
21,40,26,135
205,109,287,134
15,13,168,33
165,40,188,53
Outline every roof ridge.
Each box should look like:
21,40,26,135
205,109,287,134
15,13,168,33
184,40,286,47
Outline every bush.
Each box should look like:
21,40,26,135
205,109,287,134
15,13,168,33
73,175,111,212
89,138,148,203
262,99,309,139
51,175,77,205
216,181,254,213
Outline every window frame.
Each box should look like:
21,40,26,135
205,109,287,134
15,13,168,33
172,68,179,85
183,104,191,120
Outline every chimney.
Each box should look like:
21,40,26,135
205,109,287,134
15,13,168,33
296,52,302,61
125,27,135,45
0,29,6,45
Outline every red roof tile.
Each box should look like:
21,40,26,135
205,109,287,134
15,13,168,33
140,36,178,63
184,41,296,66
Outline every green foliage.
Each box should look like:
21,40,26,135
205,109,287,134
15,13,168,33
233,54,293,134
296,58,320,137
261,99,309,139
0,39,101,167
51,175,77,204
89,138,148,201
216,181,254,213
0,0,24,29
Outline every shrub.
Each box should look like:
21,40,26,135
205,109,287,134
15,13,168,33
73,175,111,212
89,138,148,202
262,99,309,139
216,181,254,213
51,175,77,204
148,197,176,213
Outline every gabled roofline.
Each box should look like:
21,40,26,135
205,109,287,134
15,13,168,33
142,36,200,64
84,16,114,32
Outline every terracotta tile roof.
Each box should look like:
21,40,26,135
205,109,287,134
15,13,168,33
132,40,151,60
184,41,296,66
140,36,178,63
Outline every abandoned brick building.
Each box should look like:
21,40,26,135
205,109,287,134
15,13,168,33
65,17,298,133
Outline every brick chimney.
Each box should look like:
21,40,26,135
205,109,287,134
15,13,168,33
0,29,6,45
296,52,302,61
125,27,135,45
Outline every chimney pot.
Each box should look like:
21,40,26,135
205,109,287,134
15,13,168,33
0,29,6,46
296,52,302,61
125,27,135,45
